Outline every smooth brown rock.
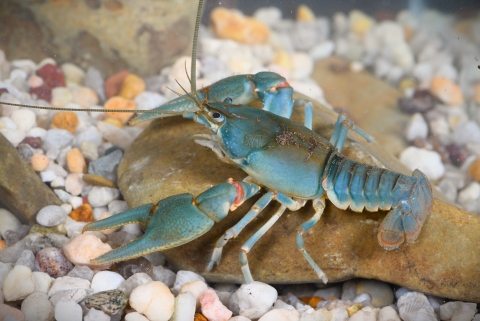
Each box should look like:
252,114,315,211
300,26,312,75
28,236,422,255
118,95,478,302
0,133,61,224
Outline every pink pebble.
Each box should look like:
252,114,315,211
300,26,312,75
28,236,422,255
200,289,232,321
28,75,44,88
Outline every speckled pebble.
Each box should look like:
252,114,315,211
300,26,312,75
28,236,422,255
129,281,175,321
55,299,83,321
85,289,128,315
21,291,54,321
36,205,66,227
34,247,73,278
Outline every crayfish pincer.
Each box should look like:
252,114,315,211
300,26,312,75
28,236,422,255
84,98,434,284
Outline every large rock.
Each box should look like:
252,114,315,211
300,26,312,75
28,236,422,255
118,95,478,302
0,133,61,224
0,0,197,77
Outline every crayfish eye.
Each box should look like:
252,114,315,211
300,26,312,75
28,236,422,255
213,112,221,118
209,111,225,123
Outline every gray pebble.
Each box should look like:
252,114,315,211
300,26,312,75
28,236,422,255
88,149,123,182
36,205,67,227
15,249,35,270
151,265,176,288
21,291,55,321
42,129,74,152
0,233,70,263
68,265,94,282
85,67,106,102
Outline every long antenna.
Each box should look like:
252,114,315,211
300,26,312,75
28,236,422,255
190,0,204,94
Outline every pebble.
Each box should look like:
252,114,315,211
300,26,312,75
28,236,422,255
2,265,36,301
236,281,278,320
309,41,335,61
0,128,25,147
172,270,206,293
378,306,400,321
258,308,300,321
0,240,5,251
34,247,73,278
88,149,123,182
355,279,394,307
399,146,445,180
0,304,25,321
54,299,83,321
118,272,152,297
32,271,52,293
398,90,435,114
49,288,88,306
85,289,128,315
134,91,167,111
404,113,428,141
452,121,480,145
119,74,146,100
200,289,233,321
42,129,74,152
291,52,314,80
104,96,136,124
439,301,477,321
68,265,94,281
91,271,125,293
430,76,464,106
0,208,22,239
50,87,74,108
36,205,66,227
116,257,153,279
210,7,269,44
125,312,149,321
105,70,130,98
30,153,50,171
397,292,436,321
51,111,79,133
15,249,35,270
64,216,87,237
87,186,120,207
85,67,106,102
66,147,87,173
179,280,209,310
129,281,175,321
62,234,113,269
151,265,176,288
69,203,94,222
84,308,111,321
65,173,86,196
96,121,134,149
170,291,196,321
457,182,480,206
468,158,480,181
21,291,54,321
71,86,99,108
10,109,36,132
348,309,376,321
82,174,116,189
313,285,342,300
349,10,374,36
61,62,85,85
48,275,91,297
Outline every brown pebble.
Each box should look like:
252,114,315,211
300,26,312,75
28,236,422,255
398,89,435,114
119,74,145,100
105,70,130,98
468,158,480,181
82,174,117,188
0,240,5,251
69,204,94,222
67,148,87,173
447,144,468,167
104,96,136,124
194,313,208,321
51,111,79,133
35,247,73,278
24,136,42,149
300,296,324,308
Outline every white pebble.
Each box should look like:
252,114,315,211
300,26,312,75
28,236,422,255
97,122,134,150
440,301,477,321
309,41,335,61
397,292,436,321
0,128,25,147
43,129,74,151
399,146,445,180
291,52,314,80
108,200,128,215
353,293,372,303
299,308,332,321
40,170,57,182
258,308,300,321
2,265,36,301
0,208,22,238
49,288,88,307
84,308,111,321
21,291,54,321
330,307,349,321
172,270,206,293
64,216,87,238
27,127,47,139
10,109,36,132
378,306,401,321
88,186,120,207
55,299,83,321
253,7,282,26
54,189,72,203
179,280,208,310
36,205,67,227
48,276,91,297
118,273,152,297
0,117,17,129
32,271,53,294
349,309,377,321
404,113,428,141
91,271,125,293
50,176,65,188
60,203,73,215
69,196,83,209
453,121,480,145
134,91,167,111
80,140,99,161
129,281,175,321
237,281,278,320
458,182,480,205
170,291,196,321
125,312,150,321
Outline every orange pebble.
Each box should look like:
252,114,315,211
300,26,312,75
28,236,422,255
105,70,130,98
430,76,464,106
0,240,5,251
104,96,136,124
102,117,123,128
297,4,315,22
66,148,87,173
194,313,208,321
69,204,94,222
30,153,50,172
300,296,324,308
51,111,79,133
468,158,480,181
119,74,146,100
210,7,269,44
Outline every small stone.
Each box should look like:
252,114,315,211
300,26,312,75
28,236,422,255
51,87,74,108
179,280,209,310
291,52,314,80
63,234,113,269
43,129,74,152
0,128,25,147
104,96,136,124
11,109,36,132
301,308,332,321
356,279,394,307
81,174,116,189
296,4,315,22
66,148,87,173
172,270,206,293
0,304,25,321
80,141,99,161
151,265,176,288
404,113,428,141
258,308,300,321
72,86,99,108
64,216,87,238
37,63,65,89
119,74,146,100
309,41,335,61
85,67,106,102
144,251,165,267
105,70,130,99
69,203,94,222
2,265,36,301
170,291,196,321
34,247,73,278
61,63,85,85
88,149,123,182
399,146,445,180
398,90,435,114
453,121,480,145
378,306,401,321
300,296,324,308
348,309,376,321
49,288,88,307
30,153,50,171
440,301,477,321
84,308,111,321
51,111,79,134
36,205,66,227
15,249,35,270
458,182,480,205
349,10,374,36
85,289,128,315
87,186,120,207
68,265,94,281
200,289,232,321
48,275,90,297
91,271,125,293
129,281,175,321
468,158,480,181
21,291,54,321
134,91,167,112
446,144,468,166
55,299,82,321
273,51,293,72
96,121,134,149
210,7,269,44
116,257,153,279
0,208,22,238
237,281,278,320
397,292,436,321
430,76,463,106
118,273,152,297
353,293,371,303
32,271,52,293
125,312,149,321
313,285,342,300
24,135,43,148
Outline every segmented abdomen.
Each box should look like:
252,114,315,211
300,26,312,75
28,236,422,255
322,152,433,250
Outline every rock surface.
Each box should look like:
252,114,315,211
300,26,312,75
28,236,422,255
0,132,61,223
117,81,479,301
